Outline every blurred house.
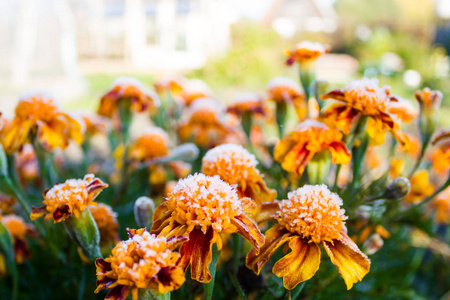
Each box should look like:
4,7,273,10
263,0,337,38
76,0,234,71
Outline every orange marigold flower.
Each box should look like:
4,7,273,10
98,77,160,125
16,144,39,184
154,75,185,98
227,93,266,117
247,185,370,290
1,90,84,154
274,119,351,176
434,187,450,224
365,146,382,169
178,99,229,149
1,215,37,263
286,41,330,65
80,112,111,136
30,174,108,223
151,174,264,283
0,193,16,215
430,130,450,175
95,228,187,300
388,97,418,123
414,87,443,111
389,158,404,178
202,144,276,206
129,127,170,162
89,203,119,247
404,170,434,204
267,77,306,119
321,78,409,147
399,133,420,157
182,79,213,106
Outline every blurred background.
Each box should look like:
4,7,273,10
0,0,449,115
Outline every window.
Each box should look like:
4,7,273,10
104,0,125,17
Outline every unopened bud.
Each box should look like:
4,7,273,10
134,196,155,228
383,177,411,200
168,143,199,162
362,234,384,255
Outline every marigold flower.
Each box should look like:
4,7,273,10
247,185,370,290
389,158,404,178
286,41,330,65
202,144,276,206
274,120,351,176
16,144,39,184
151,174,264,283
414,87,443,111
1,90,84,154
95,228,187,300
267,77,306,119
434,187,450,224
178,99,230,149
30,174,108,223
0,194,16,215
98,77,160,126
80,113,111,136
388,97,418,123
366,146,382,169
89,203,119,247
1,215,37,263
227,93,266,117
321,78,409,147
430,130,450,175
154,75,185,98
182,79,212,106
404,170,434,204
129,127,170,162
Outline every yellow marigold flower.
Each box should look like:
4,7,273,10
16,144,39,185
129,127,170,162
389,158,404,178
404,170,434,204
321,78,409,147
226,93,266,117
286,41,330,65
414,87,442,111
247,185,370,290
98,77,160,126
178,98,229,149
30,174,108,223
182,79,212,106
80,112,111,136
89,203,119,247
274,119,351,176
1,215,37,263
151,174,264,283
434,187,450,224
388,97,418,123
1,90,84,154
202,144,276,206
95,228,187,300
267,77,306,119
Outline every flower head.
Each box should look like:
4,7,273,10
415,87,443,111
227,93,266,117
30,174,108,223
434,187,450,224
16,144,39,184
151,174,264,283
182,79,212,106
129,127,170,162
274,120,351,176
1,215,37,263
286,41,330,65
178,99,229,149
247,185,370,290
1,90,84,154
95,228,187,300
154,75,185,98
267,77,306,113
322,78,409,147
388,97,418,123
404,170,434,204
89,203,119,247
80,112,112,136
202,144,276,206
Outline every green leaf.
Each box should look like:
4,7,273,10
204,244,221,300
0,143,8,176
0,222,18,300
138,289,170,300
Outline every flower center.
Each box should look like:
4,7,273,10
344,78,391,114
276,184,347,243
166,174,241,232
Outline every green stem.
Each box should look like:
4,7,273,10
276,101,287,138
203,244,221,300
289,281,306,300
232,234,242,275
333,164,342,190
351,133,370,190
408,136,430,178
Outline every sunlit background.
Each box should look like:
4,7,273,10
0,0,449,116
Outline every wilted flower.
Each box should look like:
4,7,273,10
30,174,108,223
286,41,330,65
434,187,450,224
89,203,119,247
95,228,187,300
1,90,84,154
322,78,409,147
404,170,434,204
266,77,306,119
1,215,37,263
202,144,276,206
274,120,350,176
151,174,264,283
178,98,229,149
247,185,370,290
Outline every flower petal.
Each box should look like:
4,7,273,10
246,225,293,275
255,201,280,223
150,202,172,234
30,205,48,221
322,233,371,290
105,285,130,300
328,141,351,165
272,236,321,290
231,214,265,252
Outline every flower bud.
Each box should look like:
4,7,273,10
415,88,442,143
362,234,384,255
383,177,411,200
168,143,199,162
134,196,155,228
